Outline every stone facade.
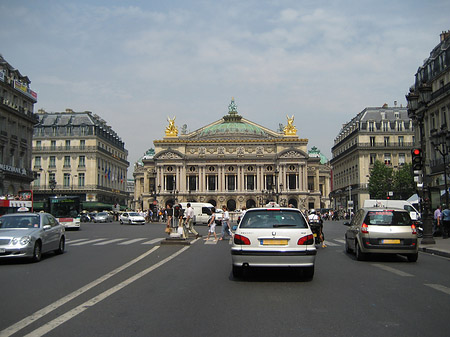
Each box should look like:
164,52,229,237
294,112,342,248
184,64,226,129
330,104,415,211
133,99,331,212
0,54,38,196
32,109,129,210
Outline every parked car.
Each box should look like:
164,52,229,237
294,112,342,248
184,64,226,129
0,212,65,262
119,212,146,225
344,207,418,262
231,207,316,279
93,212,113,223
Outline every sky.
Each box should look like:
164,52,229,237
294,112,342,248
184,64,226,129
1,0,449,178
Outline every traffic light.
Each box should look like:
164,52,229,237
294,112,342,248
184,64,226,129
411,148,423,170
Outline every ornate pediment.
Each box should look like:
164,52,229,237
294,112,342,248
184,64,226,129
280,150,304,159
157,151,183,160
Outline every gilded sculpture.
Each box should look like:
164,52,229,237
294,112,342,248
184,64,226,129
283,115,297,136
165,116,178,137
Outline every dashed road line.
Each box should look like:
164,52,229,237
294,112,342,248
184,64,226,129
372,264,414,277
425,284,450,295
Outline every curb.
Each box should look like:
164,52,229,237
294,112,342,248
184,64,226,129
419,247,450,259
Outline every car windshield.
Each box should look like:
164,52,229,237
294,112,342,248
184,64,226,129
239,210,308,229
365,211,411,226
98,212,108,216
0,215,40,229
128,212,140,216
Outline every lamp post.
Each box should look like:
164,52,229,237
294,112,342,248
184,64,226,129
49,179,56,196
431,130,450,207
406,84,435,244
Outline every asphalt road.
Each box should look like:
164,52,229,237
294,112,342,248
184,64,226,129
1,220,449,337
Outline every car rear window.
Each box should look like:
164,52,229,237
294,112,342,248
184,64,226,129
239,210,308,229
364,211,411,226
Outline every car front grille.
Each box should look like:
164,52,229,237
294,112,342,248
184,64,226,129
0,239,11,245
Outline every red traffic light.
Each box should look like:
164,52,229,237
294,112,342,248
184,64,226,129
412,148,421,156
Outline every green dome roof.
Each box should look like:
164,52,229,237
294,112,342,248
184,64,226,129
199,121,267,139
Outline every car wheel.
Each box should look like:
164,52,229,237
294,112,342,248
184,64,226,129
355,241,367,261
232,265,243,278
55,237,65,255
407,253,418,262
303,266,315,280
32,241,42,262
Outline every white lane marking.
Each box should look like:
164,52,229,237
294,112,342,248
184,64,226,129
425,284,450,295
23,246,190,337
69,238,106,246
204,239,218,245
0,246,160,337
142,238,165,245
323,240,339,247
334,239,346,244
372,264,414,277
94,238,126,246
118,238,146,245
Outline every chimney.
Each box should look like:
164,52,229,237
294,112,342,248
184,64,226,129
440,30,450,42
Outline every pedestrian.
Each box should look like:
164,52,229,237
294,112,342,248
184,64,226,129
238,206,247,224
433,205,442,236
165,204,173,235
441,204,450,239
205,208,218,241
219,205,232,241
177,204,188,239
185,203,200,238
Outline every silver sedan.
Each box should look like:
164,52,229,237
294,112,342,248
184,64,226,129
0,212,65,262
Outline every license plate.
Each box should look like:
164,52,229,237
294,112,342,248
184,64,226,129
381,239,401,244
261,239,288,245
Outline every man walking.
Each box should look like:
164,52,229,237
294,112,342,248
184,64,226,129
185,203,200,238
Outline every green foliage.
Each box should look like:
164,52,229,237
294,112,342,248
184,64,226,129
368,161,415,200
368,161,393,199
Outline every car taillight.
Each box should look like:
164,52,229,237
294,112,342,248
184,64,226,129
298,234,314,245
411,224,417,235
361,223,369,234
234,234,251,245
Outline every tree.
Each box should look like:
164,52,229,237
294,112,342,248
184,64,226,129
392,163,415,200
368,160,393,199
368,161,415,200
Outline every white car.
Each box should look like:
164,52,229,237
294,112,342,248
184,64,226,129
231,207,316,279
119,212,146,225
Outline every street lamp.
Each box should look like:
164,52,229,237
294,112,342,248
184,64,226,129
431,130,450,207
49,179,56,195
406,84,435,244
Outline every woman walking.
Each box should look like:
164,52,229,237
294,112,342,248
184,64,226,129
219,206,232,241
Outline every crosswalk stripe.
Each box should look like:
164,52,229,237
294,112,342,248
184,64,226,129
334,239,346,244
204,239,218,244
94,238,126,246
66,238,90,244
118,238,146,245
323,240,339,247
69,238,107,246
142,238,165,245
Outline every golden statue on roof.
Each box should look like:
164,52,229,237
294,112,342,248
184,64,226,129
283,115,297,136
165,116,178,137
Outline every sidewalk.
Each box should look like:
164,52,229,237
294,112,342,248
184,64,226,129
419,236,450,258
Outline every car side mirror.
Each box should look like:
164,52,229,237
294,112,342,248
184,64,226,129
232,225,237,231
43,225,52,230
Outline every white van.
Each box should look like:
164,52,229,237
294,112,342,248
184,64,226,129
363,199,421,221
180,202,215,225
